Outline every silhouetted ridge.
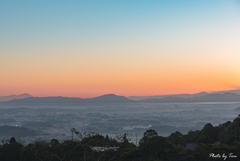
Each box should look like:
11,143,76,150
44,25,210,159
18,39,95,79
8,97,83,103
128,91,209,100
88,94,131,102
2,94,133,104
2,92,240,104
189,92,240,102
140,92,240,102
0,93,33,102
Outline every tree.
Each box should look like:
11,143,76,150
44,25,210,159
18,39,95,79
138,135,180,161
197,135,214,144
201,123,219,141
9,137,17,144
144,129,158,138
70,128,96,161
50,139,59,148
106,135,109,142
0,141,23,161
168,131,186,147
139,129,158,146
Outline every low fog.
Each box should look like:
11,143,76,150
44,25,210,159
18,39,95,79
1,102,240,145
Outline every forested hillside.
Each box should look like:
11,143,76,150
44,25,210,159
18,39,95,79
1,115,240,161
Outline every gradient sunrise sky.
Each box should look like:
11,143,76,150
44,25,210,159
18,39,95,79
1,0,240,98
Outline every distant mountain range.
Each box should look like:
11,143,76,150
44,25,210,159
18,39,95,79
1,94,133,104
128,91,209,100
128,90,240,100
212,89,240,95
1,90,240,104
139,92,240,103
0,93,32,102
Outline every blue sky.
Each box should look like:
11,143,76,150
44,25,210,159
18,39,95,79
1,0,240,97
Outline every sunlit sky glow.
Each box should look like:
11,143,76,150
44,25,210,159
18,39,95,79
1,0,240,97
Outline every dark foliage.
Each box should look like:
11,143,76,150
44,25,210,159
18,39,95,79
1,115,240,160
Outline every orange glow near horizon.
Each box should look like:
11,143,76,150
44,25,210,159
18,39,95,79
1,1,240,98
1,59,239,98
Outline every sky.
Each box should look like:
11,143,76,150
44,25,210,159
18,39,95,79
1,0,240,98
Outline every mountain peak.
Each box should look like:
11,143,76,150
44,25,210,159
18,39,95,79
0,93,33,102
20,93,33,97
197,91,208,94
100,94,117,97
90,94,132,102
